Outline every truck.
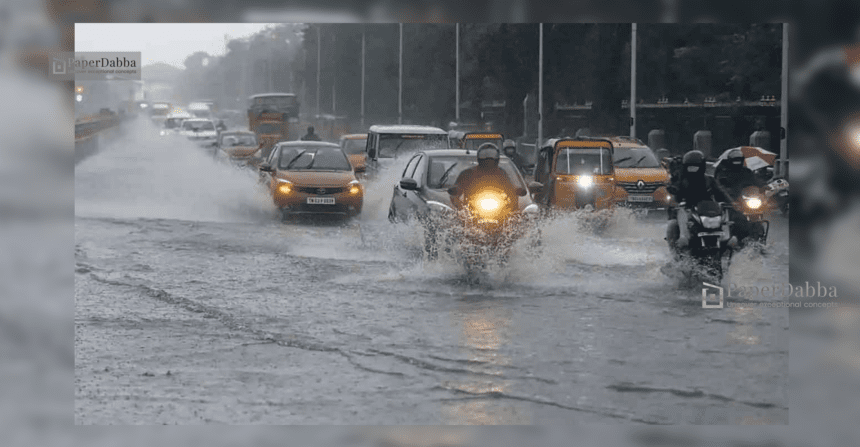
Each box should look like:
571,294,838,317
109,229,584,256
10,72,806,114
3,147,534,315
247,93,300,159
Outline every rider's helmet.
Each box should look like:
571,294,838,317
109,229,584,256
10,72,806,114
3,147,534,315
502,139,517,157
726,148,745,169
307,126,315,134
682,150,706,174
477,143,501,168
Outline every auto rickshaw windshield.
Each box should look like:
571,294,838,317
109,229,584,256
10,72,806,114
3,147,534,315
555,148,612,175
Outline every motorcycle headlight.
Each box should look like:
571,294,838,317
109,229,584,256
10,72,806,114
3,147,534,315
578,175,593,188
744,196,762,210
276,179,293,194
472,190,506,218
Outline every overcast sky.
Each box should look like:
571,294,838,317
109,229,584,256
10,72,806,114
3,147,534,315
75,23,279,68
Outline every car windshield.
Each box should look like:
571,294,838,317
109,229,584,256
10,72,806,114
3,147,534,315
278,146,352,171
378,134,448,158
182,121,214,131
427,157,525,190
341,138,366,155
613,146,660,168
555,148,612,175
222,134,256,146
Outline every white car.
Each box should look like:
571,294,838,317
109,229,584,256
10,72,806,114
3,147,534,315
178,118,218,146
160,112,193,136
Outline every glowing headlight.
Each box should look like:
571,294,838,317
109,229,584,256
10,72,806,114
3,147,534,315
348,180,361,195
478,197,502,213
471,190,507,218
578,175,593,188
744,196,762,210
276,179,293,194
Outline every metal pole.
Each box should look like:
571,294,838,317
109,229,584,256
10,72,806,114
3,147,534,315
538,23,543,147
630,23,637,138
332,32,336,114
399,23,403,125
779,22,788,178
361,27,365,130
455,23,460,123
316,25,321,119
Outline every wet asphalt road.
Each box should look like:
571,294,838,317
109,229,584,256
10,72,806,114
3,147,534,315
74,120,789,424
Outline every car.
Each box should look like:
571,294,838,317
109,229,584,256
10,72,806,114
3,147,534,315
601,136,674,212
258,141,363,219
160,111,192,136
387,149,541,222
216,131,261,167
364,125,449,178
338,133,367,174
532,137,619,211
178,118,218,146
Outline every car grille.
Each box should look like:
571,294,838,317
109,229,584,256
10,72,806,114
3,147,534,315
617,181,662,194
296,186,347,194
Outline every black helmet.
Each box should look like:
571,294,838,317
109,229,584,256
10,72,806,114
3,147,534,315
502,139,516,149
726,148,745,168
477,143,500,166
307,126,315,133
682,150,705,173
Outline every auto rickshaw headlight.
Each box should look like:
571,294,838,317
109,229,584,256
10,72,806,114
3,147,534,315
276,179,293,194
744,196,762,210
578,175,593,188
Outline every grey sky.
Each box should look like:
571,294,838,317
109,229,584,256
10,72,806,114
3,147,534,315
75,23,280,68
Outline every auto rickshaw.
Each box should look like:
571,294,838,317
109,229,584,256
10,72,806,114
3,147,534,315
532,137,618,210
448,131,505,151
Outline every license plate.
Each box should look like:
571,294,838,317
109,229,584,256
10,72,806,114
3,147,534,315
627,195,654,203
307,197,335,205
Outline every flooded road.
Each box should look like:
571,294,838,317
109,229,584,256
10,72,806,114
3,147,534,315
75,120,788,424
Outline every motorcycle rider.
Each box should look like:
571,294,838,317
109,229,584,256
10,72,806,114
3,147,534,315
448,143,520,212
713,148,768,245
501,139,527,175
666,150,720,249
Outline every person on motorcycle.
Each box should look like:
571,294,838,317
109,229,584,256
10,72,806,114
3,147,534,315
501,139,527,175
713,148,768,245
449,143,520,212
666,150,720,249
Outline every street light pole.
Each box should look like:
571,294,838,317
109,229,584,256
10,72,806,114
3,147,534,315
361,27,365,130
537,23,543,148
316,25,321,119
399,23,403,125
455,23,460,124
630,23,637,139
779,22,789,178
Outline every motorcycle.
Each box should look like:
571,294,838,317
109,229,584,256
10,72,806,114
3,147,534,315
731,185,770,246
765,177,789,216
668,200,735,286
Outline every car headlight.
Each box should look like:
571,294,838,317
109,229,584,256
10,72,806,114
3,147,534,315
426,200,453,214
160,130,166,136
578,175,593,188
744,196,762,210
523,203,540,214
276,179,293,194
348,180,361,195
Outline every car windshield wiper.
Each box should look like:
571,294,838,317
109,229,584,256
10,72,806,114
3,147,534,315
284,150,307,169
437,163,458,188
634,155,648,166
614,156,633,165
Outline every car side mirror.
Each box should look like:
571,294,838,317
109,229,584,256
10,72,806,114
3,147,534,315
516,187,527,196
528,181,544,194
259,163,274,173
399,177,418,191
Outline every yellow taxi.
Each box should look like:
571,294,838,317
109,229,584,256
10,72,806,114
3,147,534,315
532,138,618,210
259,141,363,220
602,136,673,211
